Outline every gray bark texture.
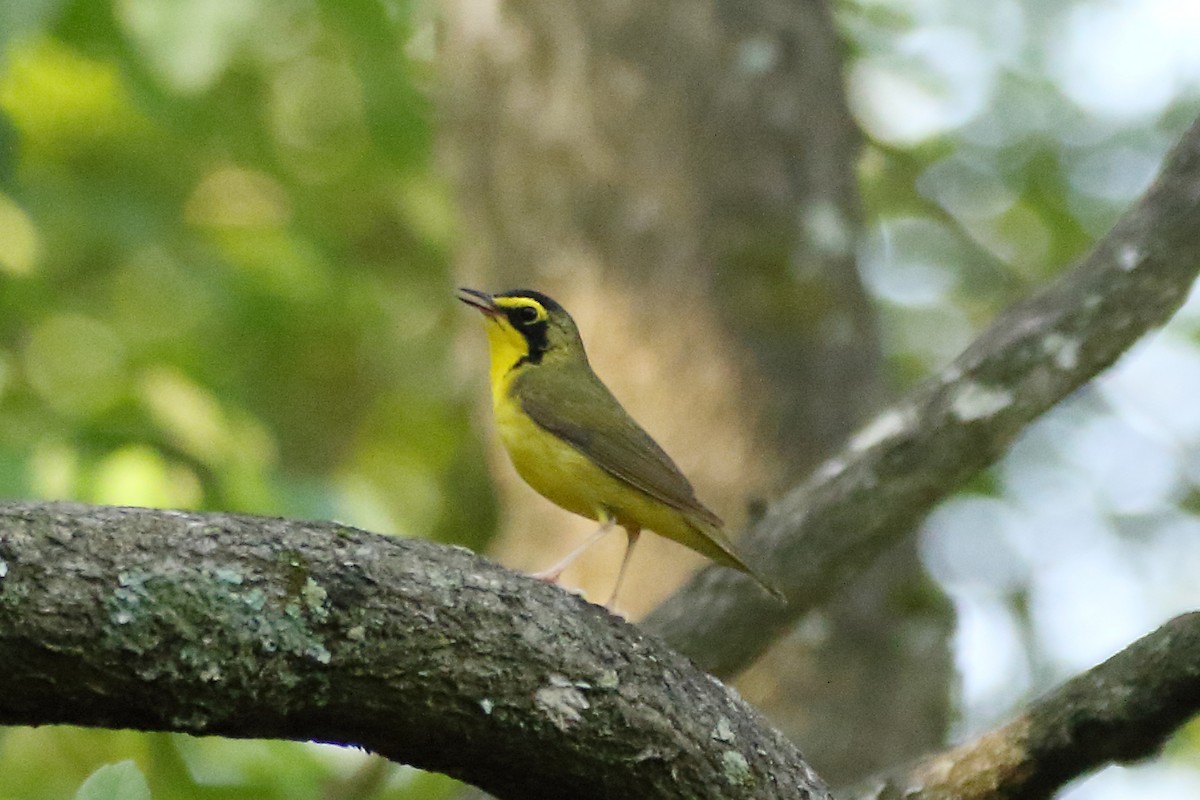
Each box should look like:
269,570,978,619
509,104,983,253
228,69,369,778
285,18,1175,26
855,612,1200,800
0,502,829,800
643,113,1200,677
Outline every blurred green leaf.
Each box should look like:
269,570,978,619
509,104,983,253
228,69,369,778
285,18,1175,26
74,761,152,800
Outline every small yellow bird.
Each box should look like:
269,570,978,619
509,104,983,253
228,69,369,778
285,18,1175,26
458,287,782,608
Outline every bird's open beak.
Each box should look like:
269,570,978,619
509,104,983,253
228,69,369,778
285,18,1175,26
457,287,499,317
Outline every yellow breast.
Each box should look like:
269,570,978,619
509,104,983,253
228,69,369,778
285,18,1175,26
491,383,706,550
492,389,609,521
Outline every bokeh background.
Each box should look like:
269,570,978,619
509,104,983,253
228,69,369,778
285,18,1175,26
1,0,1199,798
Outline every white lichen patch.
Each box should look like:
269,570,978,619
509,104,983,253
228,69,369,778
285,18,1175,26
213,567,243,585
1042,333,1080,370
950,382,1013,421
242,588,266,611
849,408,911,453
812,457,847,483
1118,243,1141,272
464,572,502,591
535,675,590,731
424,569,460,590
308,643,332,665
479,698,494,715
712,717,736,744
596,669,620,690
722,751,753,786
301,577,329,622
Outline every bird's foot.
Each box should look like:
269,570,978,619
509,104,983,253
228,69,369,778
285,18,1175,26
530,567,564,584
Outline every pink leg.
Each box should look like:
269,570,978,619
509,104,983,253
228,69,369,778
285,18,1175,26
532,515,616,583
605,526,641,610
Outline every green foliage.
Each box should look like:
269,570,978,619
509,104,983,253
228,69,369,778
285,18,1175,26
0,0,496,538
0,0,491,796
74,761,152,800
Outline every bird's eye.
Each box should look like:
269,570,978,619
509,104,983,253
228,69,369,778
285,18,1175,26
515,305,540,324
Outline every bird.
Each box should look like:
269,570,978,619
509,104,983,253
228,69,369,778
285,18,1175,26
457,286,783,609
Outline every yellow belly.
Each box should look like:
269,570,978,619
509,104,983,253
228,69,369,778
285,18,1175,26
493,394,692,541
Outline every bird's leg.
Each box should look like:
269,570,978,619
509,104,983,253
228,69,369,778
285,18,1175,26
532,513,616,584
605,525,641,611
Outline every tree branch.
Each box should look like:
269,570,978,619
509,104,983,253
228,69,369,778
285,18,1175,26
851,612,1200,800
0,501,829,800
646,114,1200,678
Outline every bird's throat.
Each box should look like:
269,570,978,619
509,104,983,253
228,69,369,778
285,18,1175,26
484,320,533,402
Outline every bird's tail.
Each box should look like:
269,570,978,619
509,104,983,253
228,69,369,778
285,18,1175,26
685,516,786,603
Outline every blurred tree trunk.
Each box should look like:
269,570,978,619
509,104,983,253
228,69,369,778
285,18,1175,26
439,0,953,784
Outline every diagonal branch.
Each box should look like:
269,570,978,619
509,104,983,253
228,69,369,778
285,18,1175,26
0,501,829,800
645,114,1200,678
851,612,1200,800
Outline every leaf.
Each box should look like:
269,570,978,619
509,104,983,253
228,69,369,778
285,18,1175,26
73,761,152,800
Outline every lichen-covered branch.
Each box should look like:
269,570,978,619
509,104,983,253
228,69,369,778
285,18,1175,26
850,612,1200,800
646,114,1200,678
0,502,829,800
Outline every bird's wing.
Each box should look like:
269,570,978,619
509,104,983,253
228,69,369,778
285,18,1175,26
516,367,723,527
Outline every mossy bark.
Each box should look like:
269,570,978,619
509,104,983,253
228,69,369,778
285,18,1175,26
0,501,828,800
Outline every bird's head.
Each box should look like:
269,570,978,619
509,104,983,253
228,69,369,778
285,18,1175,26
457,288,588,377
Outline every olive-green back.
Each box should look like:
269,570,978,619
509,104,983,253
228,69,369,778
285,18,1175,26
513,362,723,528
